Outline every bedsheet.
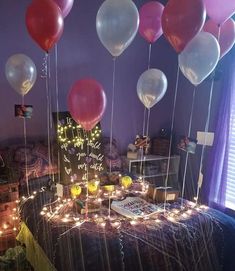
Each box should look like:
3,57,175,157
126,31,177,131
19,191,235,271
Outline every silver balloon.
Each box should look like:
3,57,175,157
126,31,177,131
179,32,220,86
96,0,139,57
5,54,37,96
137,69,168,109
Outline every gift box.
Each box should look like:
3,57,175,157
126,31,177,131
127,151,138,159
73,200,100,215
147,185,179,203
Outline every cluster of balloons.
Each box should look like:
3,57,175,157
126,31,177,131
203,19,235,59
68,0,140,130
25,0,74,52
96,0,168,112
6,0,75,97
20,0,234,127
137,2,167,109
162,0,235,86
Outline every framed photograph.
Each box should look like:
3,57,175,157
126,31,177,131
15,104,33,119
177,136,197,154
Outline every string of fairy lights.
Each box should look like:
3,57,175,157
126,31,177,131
0,150,211,238
37,184,209,228
25,187,209,230
0,122,210,238
0,177,210,238
57,124,101,145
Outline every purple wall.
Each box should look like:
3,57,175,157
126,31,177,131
0,0,173,153
0,0,230,200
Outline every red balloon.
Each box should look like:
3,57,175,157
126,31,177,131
25,0,64,52
203,19,235,59
162,0,206,53
67,79,107,131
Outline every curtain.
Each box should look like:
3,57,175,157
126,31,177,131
203,49,235,208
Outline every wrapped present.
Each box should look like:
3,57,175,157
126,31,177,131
73,200,100,214
127,144,139,159
127,151,138,159
147,185,179,203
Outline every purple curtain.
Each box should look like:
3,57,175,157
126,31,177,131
203,49,235,208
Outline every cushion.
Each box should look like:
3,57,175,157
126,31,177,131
0,141,58,186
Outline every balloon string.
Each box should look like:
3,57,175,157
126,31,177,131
217,24,221,43
109,57,116,173
85,131,90,220
142,107,147,136
144,108,151,179
146,108,151,138
41,55,47,79
109,56,117,217
22,95,29,196
195,75,215,205
49,53,55,184
139,109,151,182
55,44,61,184
139,44,152,180
163,64,180,211
45,53,53,182
148,43,152,70
141,44,152,146
181,86,196,208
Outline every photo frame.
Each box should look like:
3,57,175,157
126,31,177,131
15,104,33,119
177,136,197,154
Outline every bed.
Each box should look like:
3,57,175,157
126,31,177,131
17,177,235,271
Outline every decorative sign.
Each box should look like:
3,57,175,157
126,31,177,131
53,112,104,185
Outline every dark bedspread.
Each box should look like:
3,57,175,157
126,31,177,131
20,191,235,271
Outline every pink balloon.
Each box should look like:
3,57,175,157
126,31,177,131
67,79,107,131
139,1,164,43
203,18,235,58
53,0,74,18
203,0,235,25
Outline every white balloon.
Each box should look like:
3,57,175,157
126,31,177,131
96,0,139,57
5,54,37,96
137,69,168,109
179,32,220,86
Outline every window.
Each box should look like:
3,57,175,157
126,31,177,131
225,101,235,210
207,51,235,211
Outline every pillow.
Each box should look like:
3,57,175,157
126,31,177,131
0,141,58,186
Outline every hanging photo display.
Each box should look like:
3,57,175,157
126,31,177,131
177,136,197,154
15,104,33,118
53,112,104,185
